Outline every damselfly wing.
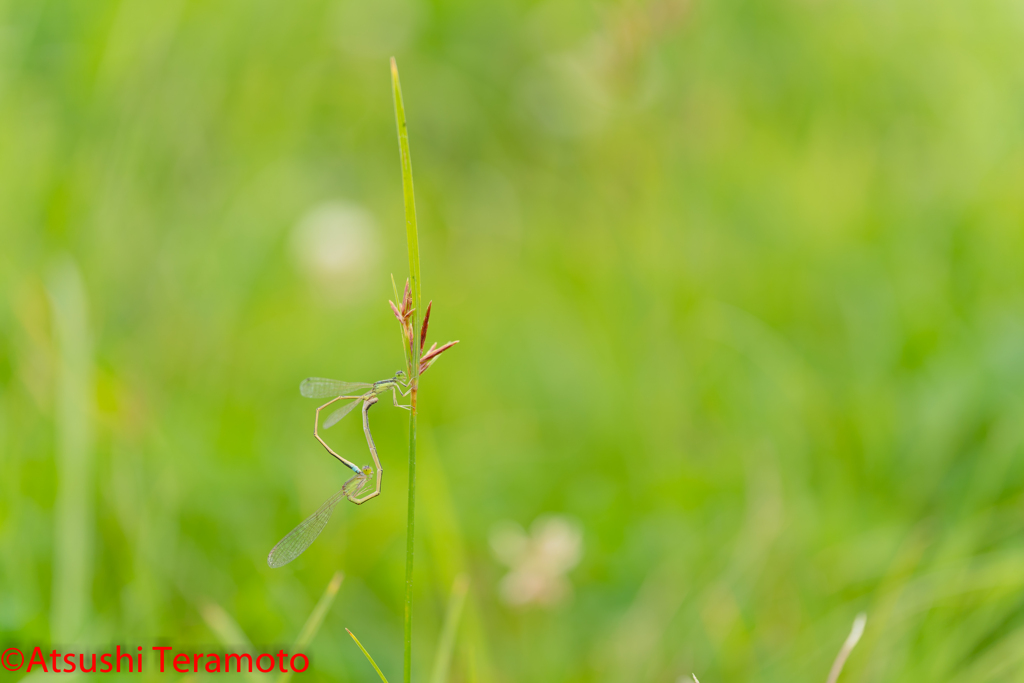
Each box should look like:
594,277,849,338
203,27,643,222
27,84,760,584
267,470,368,568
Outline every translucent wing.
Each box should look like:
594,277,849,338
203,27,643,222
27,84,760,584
323,398,362,429
300,377,372,399
267,474,368,568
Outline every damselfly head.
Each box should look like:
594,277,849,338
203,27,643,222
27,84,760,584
361,464,373,477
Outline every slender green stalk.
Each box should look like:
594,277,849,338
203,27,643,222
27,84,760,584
404,415,417,683
391,56,421,683
347,629,391,683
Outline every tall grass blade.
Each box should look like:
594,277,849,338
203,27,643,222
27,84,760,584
391,55,421,683
390,57,421,313
276,571,344,683
347,628,391,683
430,575,469,683
46,258,95,645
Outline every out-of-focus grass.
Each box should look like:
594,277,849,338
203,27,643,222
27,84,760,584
2,0,1024,681
429,575,468,683
45,259,95,645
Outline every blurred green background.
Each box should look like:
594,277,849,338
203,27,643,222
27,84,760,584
3,0,1024,681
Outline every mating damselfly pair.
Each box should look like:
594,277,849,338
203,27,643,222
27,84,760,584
266,372,410,568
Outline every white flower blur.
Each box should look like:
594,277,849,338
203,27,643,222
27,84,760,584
490,515,582,608
290,200,378,300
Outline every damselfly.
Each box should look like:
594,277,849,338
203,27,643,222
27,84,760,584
267,395,383,568
300,371,410,430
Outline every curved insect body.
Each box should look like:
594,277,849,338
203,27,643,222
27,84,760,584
313,395,384,501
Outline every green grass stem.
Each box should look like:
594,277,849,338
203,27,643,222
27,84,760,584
391,56,421,683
